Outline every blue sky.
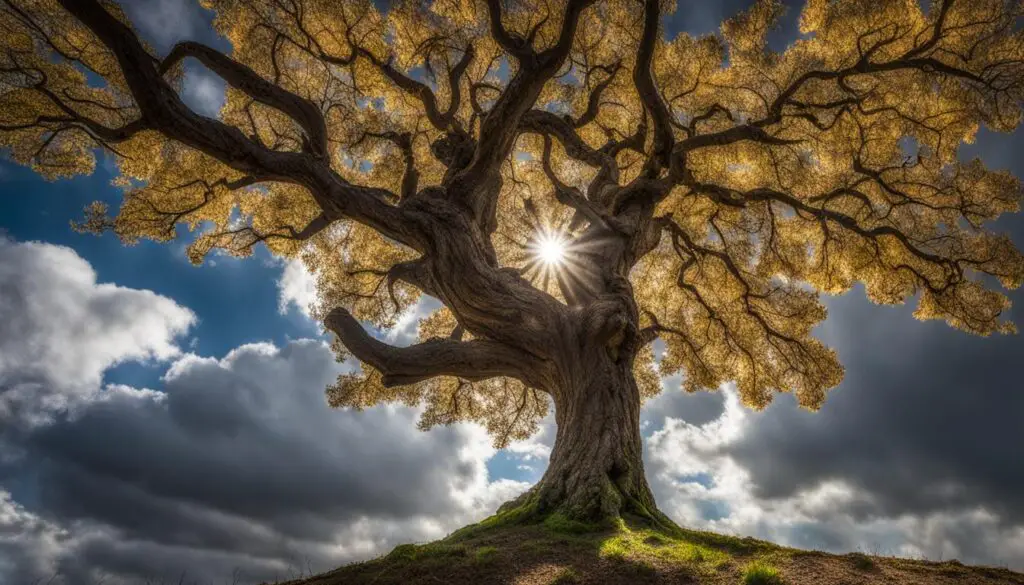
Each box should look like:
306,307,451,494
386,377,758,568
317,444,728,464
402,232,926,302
1,1,1024,583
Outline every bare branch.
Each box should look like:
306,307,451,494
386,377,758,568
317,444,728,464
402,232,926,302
325,306,546,388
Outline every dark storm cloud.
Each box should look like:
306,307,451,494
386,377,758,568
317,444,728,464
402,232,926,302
728,283,1024,521
720,121,1024,530
6,342,523,585
30,344,482,529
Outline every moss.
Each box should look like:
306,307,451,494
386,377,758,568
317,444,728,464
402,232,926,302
741,560,785,585
385,543,418,562
597,522,729,574
543,512,605,535
447,501,539,541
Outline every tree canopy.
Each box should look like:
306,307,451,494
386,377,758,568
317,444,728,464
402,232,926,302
2,0,1022,449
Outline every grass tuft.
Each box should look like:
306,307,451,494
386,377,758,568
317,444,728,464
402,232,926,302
473,545,498,563
741,560,785,584
385,542,467,563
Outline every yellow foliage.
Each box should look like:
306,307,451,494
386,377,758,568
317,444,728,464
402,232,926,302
3,0,1023,428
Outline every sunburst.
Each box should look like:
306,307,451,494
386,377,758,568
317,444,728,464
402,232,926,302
534,232,567,266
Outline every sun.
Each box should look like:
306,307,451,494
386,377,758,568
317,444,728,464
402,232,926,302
535,233,567,265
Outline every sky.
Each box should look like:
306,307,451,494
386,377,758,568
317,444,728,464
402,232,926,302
1,0,1023,583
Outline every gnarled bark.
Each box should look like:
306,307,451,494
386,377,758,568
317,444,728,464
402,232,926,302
534,353,657,523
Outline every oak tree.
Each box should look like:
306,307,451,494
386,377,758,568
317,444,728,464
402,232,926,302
2,0,1023,525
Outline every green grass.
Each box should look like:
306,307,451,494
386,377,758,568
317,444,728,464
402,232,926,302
473,546,498,563
598,524,727,566
542,512,604,535
741,560,785,584
385,542,468,563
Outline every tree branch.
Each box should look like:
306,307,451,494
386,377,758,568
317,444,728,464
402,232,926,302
159,41,328,158
325,306,546,388
633,0,674,174
574,61,621,128
58,0,420,250
449,0,596,231
354,130,419,199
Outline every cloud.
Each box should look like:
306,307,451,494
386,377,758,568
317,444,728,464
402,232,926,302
386,296,443,346
10,340,527,584
181,67,227,118
0,240,526,584
120,0,209,52
642,286,1024,570
277,258,318,318
0,239,195,424
274,257,441,346
0,491,69,585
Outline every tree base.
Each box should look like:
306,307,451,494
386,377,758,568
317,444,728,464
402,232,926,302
495,480,681,536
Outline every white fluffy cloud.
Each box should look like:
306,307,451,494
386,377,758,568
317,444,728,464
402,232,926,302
277,258,318,318
0,239,195,422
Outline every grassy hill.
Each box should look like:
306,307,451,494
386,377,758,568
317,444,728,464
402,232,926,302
279,512,1023,585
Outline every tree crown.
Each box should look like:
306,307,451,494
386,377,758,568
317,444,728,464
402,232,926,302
2,0,1022,446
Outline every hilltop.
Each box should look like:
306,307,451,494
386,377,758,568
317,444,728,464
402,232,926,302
279,511,1023,585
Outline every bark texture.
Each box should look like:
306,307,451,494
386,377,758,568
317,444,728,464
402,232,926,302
533,352,657,523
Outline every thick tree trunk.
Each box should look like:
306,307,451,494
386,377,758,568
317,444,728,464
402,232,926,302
502,344,673,529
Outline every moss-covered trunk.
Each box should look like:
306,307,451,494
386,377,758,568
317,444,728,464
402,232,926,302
503,343,672,529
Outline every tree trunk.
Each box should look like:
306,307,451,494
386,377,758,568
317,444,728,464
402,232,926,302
502,344,672,529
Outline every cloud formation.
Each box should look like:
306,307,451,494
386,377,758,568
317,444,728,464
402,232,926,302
640,286,1024,570
0,238,194,424
0,240,526,585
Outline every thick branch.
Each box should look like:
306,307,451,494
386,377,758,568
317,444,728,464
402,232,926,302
450,0,595,230
356,43,473,133
59,0,419,250
485,0,532,60
325,306,546,388
574,62,621,128
634,0,674,173
160,41,328,158
540,134,609,229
